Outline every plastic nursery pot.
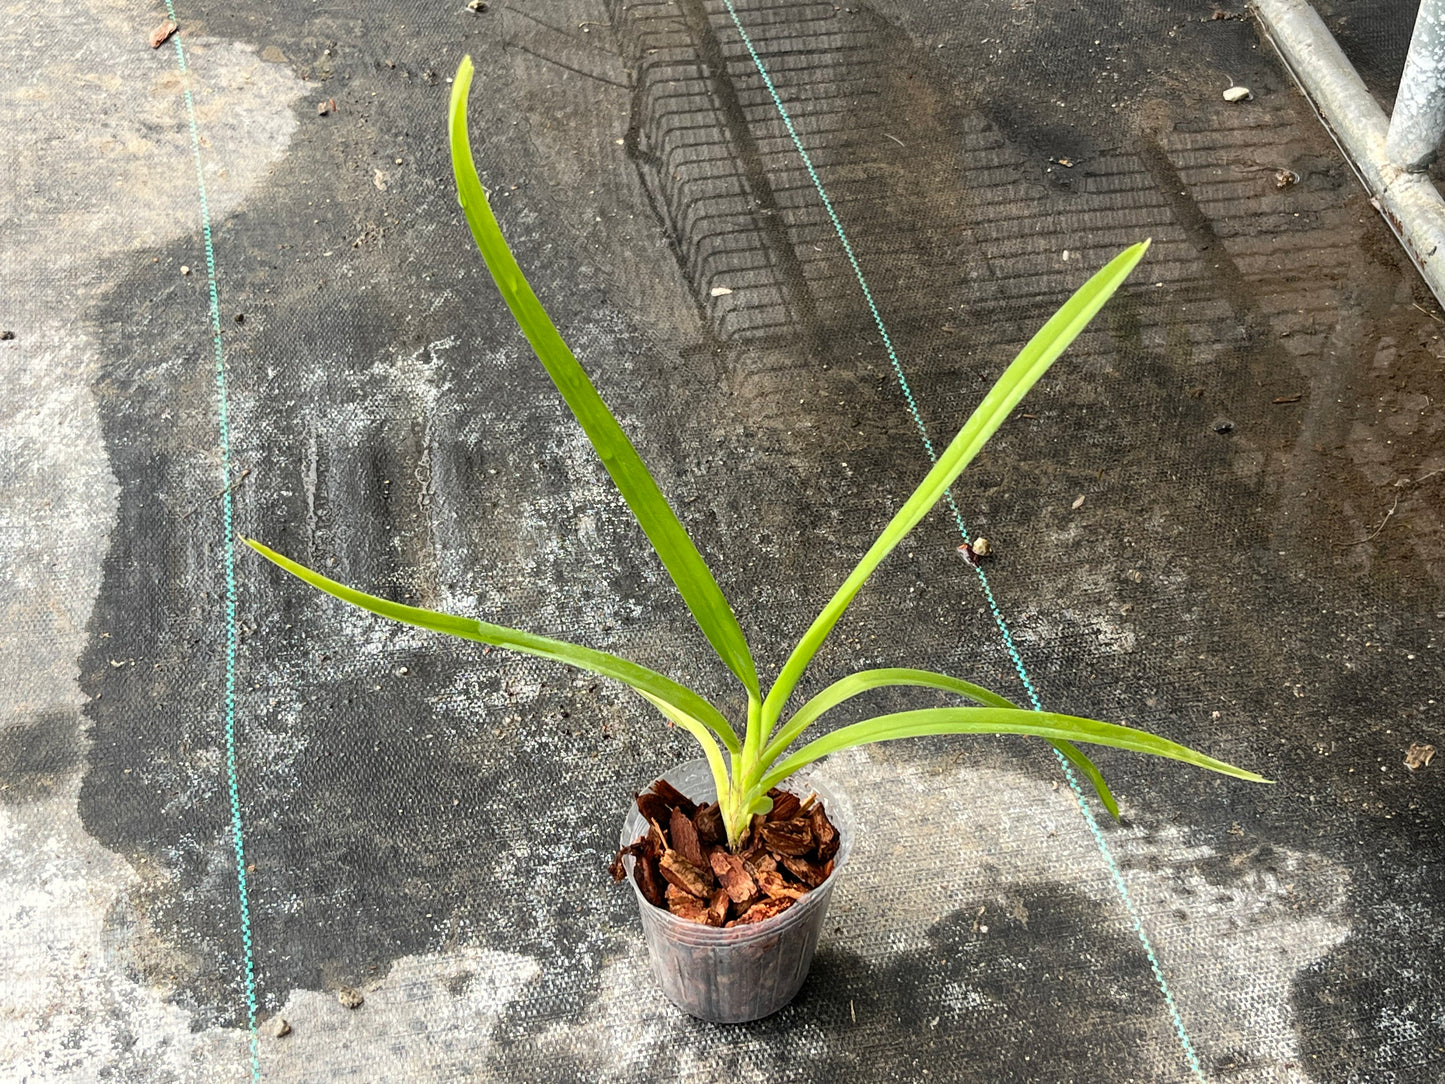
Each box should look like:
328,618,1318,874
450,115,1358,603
619,758,855,1023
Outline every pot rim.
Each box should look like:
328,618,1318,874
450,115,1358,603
619,758,853,943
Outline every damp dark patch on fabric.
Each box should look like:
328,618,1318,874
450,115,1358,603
0,712,81,803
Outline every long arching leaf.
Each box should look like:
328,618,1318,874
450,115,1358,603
448,56,759,705
760,242,1151,729
760,667,1117,816
243,538,739,752
758,705,1267,793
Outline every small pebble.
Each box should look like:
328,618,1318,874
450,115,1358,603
337,987,364,1010
0,330,14,341
180,265,191,275
970,537,992,557
1071,494,1086,510
1212,417,1235,433
467,0,488,10
272,1016,291,1038
1223,86,1252,102
709,286,733,297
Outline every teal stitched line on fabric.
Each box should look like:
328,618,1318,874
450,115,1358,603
163,7,262,1079
719,3,1207,1080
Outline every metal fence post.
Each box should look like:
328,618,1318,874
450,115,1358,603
1387,0,1445,170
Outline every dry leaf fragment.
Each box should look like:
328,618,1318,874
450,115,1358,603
1071,494,1086,510
1405,743,1435,770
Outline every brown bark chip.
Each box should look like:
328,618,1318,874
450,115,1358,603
646,778,697,817
709,849,759,904
670,806,706,869
634,854,666,908
758,819,814,855
149,21,178,48
755,869,809,901
781,854,831,888
666,885,708,922
742,849,777,877
732,897,796,926
766,789,802,821
634,790,672,828
617,781,841,926
693,802,724,846
810,803,839,861
706,888,731,927
659,851,714,899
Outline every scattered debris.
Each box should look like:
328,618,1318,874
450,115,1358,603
233,313,245,324
1412,301,1444,323
709,286,733,297
337,987,365,1010
317,98,337,116
885,133,905,147
1405,743,1435,770
1212,417,1234,433
373,170,388,192
970,905,988,934
1223,86,1253,103
271,1016,292,1038
0,330,13,341
1050,156,1075,167
1272,393,1302,404
1335,492,1401,547
957,537,992,567
214,467,251,499
1071,494,1086,510
149,21,178,49
1274,168,1299,189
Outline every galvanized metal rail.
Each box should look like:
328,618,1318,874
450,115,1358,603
1254,0,1445,304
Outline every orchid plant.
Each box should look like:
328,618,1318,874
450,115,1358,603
244,56,1264,853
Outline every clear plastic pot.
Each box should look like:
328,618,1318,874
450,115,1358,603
619,758,854,1023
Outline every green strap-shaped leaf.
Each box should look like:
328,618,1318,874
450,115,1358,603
637,691,734,810
758,705,1268,793
760,667,1117,817
1052,738,1119,819
448,56,759,704
762,667,1018,763
243,538,740,753
761,242,1151,728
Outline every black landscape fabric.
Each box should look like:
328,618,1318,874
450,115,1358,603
2,1,1442,1081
